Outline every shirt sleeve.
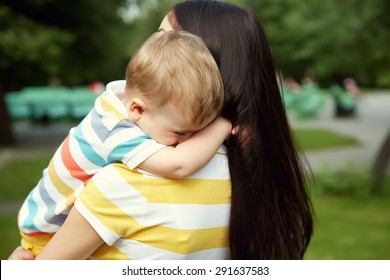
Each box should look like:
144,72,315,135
74,163,146,246
104,121,165,169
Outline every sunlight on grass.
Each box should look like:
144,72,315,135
294,128,359,151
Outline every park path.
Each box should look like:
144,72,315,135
291,91,390,172
1,91,389,213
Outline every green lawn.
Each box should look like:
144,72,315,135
294,128,359,151
0,154,52,203
305,191,390,259
1,127,388,260
0,213,21,259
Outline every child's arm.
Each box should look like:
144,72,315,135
138,117,232,179
35,207,104,260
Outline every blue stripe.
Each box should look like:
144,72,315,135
107,135,149,163
22,190,40,231
109,120,137,137
89,108,111,142
39,178,68,226
74,125,107,167
22,177,68,231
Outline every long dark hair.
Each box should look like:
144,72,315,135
170,0,313,259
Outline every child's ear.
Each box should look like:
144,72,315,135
128,97,147,122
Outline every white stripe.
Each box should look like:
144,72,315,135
43,168,75,212
113,239,229,260
31,182,61,233
105,81,128,115
139,150,229,180
125,140,165,169
188,152,230,179
95,97,122,131
67,127,102,173
106,80,126,97
142,203,230,230
18,200,33,233
50,145,84,191
78,115,107,161
103,126,165,168
91,166,147,223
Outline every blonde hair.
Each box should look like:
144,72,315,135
125,31,223,125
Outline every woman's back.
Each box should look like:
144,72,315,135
75,148,231,259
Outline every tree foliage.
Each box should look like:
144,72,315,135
251,0,390,87
2,0,388,89
126,0,390,88
0,0,131,88
0,0,131,145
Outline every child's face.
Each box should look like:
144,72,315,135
137,102,213,146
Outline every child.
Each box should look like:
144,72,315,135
18,31,231,256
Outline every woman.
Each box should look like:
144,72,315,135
167,0,313,259
10,0,313,260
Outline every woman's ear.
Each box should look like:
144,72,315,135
128,97,147,122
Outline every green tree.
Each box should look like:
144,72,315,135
0,0,131,145
250,0,390,87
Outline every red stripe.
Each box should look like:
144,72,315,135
22,231,48,237
61,134,92,183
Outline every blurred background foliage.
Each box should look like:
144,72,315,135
1,0,389,89
1,0,389,145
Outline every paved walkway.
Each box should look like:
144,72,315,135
291,92,390,172
1,92,389,213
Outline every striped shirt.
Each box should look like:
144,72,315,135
75,147,231,259
18,80,165,235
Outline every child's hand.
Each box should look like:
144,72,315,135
8,246,35,260
210,117,233,140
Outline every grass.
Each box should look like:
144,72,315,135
0,213,21,259
0,154,52,203
305,191,390,259
1,127,386,260
294,128,359,151
0,154,52,259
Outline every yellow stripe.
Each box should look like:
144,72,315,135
80,180,143,238
115,165,231,204
130,226,228,254
100,92,127,120
47,159,76,207
91,244,131,260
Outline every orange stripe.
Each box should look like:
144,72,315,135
61,134,91,182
